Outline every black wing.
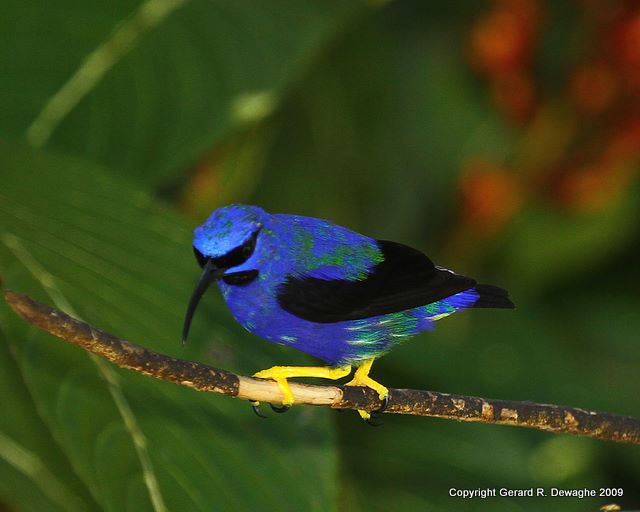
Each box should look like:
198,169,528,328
277,240,477,323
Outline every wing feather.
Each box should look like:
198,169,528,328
276,240,477,323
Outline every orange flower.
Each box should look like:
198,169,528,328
570,61,618,115
459,160,523,235
469,0,540,75
609,7,640,89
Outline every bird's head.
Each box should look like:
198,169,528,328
182,204,266,344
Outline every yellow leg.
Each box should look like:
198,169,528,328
253,365,352,406
345,358,389,420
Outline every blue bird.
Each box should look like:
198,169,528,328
182,204,514,420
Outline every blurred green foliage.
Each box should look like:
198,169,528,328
1,1,640,511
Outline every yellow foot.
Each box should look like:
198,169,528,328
345,358,389,421
253,365,352,406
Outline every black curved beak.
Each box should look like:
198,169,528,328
182,258,225,345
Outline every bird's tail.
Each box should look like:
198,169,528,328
472,284,515,309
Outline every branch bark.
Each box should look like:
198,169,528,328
4,290,640,445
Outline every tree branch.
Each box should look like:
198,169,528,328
4,290,640,444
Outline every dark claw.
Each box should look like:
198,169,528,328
372,394,390,416
270,404,291,414
365,395,390,426
251,401,267,419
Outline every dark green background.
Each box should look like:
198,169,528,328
1,1,639,511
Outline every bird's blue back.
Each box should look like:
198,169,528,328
193,205,501,366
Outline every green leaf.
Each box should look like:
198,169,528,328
1,0,368,186
503,192,640,294
0,331,98,512
0,142,337,511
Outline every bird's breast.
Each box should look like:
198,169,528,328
217,275,278,333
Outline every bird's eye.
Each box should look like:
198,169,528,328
211,228,260,269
